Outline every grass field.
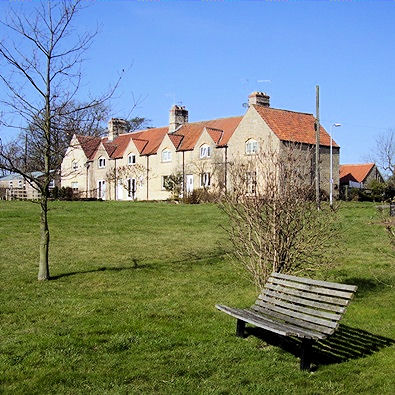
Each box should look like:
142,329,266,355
0,200,394,394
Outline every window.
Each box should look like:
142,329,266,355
246,171,257,194
200,172,211,188
245,139,259,155
71,182,79,191
98,157,106,168
18,180,23,188
49,180,55,189
162,149,171,163
200,144,211,159
128,153,136,165
162,175,170,190
9,181,13,188
72,161,78,171
128,178,136,198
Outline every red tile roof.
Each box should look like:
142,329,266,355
76,104,338,161
253,105,338,148
76,135,101,160
173,116,243,151
339,163,375,183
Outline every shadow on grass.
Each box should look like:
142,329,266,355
50,251,227,280
50,261,149,280
247,324,394,370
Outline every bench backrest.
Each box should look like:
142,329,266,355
253,272,358,338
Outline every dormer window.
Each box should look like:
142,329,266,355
162,149,172,163
200,144,211,159
98,157,106,168
128,153,136,165
245,139,258,155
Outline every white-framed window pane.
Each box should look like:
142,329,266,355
200,172,211,187
98,157,106,168
162,150,171,162
246,139,258,154
71,182,78,190
200,144,211,158
128,154,136,165
162,175,170,190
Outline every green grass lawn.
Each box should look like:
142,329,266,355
0,200,394,394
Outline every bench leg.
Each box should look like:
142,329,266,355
236,319,246,338
300,339,313,371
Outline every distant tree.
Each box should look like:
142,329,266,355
372,129,394,180
21,101,110,172
127,117,151,132
0,1,119,280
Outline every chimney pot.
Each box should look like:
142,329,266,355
169,105,188,133
108,118,128,141
248,91,270,107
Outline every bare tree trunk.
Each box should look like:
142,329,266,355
38,195,50,280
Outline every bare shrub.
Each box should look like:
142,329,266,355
220,142,337,290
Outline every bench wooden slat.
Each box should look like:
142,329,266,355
271,272,358,292
216,304,294,337
262,289,346,313
216,304,325,339
257,295,343,321
250,305,334,335
265,283,350,306
268,277,355,300
254,300,338,329
243,309,325,340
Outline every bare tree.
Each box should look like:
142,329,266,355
220,142,337,290
105,164,146,200
0,1,118,280
373,129,394,180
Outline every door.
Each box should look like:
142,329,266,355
186,175,193,194
128,178,136,200
98,180,106,200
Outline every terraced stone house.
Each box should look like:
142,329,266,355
61,92,339,200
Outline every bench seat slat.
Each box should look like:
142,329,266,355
215,304,325,339
254,300,338,329
250,305,334,335
262,289,346,313
268,278,354,300
257,295,342,321
265,283,350,306
216,304,294,337
243,309,325,340
271,272,358,292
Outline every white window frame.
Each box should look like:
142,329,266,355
200,172,211,188
245,139,259,155
18,180,23,188
200,144,211,159
128,153,136,165
72,161,78,171
98,157,106,168
9,181,13,188
161,149,172,163
162,175,170,190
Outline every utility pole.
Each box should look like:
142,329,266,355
315,85,320,211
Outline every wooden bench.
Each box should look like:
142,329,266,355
216,272,358,371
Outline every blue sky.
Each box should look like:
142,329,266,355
1,0,395,165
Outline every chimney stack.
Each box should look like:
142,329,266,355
169,105,188,133
108,118,128,141
248,91,270,107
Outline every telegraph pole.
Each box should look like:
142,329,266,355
315,85,320,210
